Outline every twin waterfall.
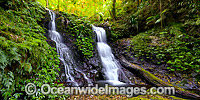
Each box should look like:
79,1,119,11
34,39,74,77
48,10,129,86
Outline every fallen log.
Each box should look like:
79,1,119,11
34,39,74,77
119,56,200,99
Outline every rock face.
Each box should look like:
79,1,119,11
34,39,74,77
110,38,147,85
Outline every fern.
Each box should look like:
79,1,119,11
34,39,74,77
0,49,8,70
0,1,62,99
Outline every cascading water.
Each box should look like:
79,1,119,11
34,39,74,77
48,10,93,86
48,10,94,86
92,26,130,85
48,10,78,86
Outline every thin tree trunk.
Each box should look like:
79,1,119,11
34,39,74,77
58,0,60,11
160,0,163,29
112,0,116,20
46,0,48,8
150,0,152,14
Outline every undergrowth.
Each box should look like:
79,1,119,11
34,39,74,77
130,24,200,74
63,13,94,59
0,0,67,99
112,0,200,81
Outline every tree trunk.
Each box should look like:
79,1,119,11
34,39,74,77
58,0,60,11
112,0,116,20
119,56,200,99
46,0,48,8
160,0,163,29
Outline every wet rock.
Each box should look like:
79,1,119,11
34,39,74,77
46,39,56,48
43,10,51,31
94,22,112,41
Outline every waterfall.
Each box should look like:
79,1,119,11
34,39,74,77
92,26,132,86
48,10,93,86
92,26,131,86
48,10,80,86
92,26,120,81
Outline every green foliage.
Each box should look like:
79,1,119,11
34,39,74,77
110,0,150,40
37,0,124,21
130,31,166,64
76,36,94,58
64,14,94,59
111,0,200,40
0,1,67,99
130,23,200,74
109,0,200,81
165,24,200,72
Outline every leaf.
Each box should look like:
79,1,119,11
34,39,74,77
22,63,32,73
196,18,200,25
161,9,169,14
155,18,162,24
146,16,154,21
170,69,175,71
8,71,14,79
0,49,8,69
167,60,172,64
159,32,168,34
146,16,156,24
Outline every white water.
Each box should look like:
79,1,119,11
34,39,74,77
48,10,93,86
48,10,79,86
92,26,121,81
